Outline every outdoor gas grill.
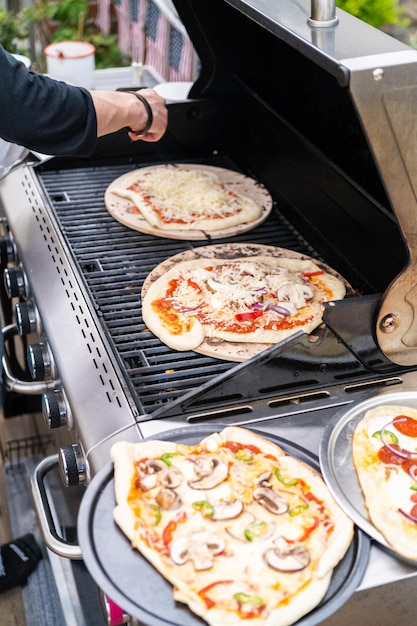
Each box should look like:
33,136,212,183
1,1,417,625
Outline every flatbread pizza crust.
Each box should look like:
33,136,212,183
140,244,347,361
105,164,272,240
352,405,417,561
111,426,354,626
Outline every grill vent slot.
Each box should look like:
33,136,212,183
23,175,124,409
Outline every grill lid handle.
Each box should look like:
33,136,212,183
2,324,59,394
308,0,338,27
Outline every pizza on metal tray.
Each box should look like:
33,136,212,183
352,404,417,561
111,426,354,626
140,244,346,360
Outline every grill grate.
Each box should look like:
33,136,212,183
37,156,354,416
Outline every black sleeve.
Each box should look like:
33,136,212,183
0,46,98,157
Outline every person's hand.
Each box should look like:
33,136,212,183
128,88,168,142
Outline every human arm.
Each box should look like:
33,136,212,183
0,45,167,157
90,89,167,142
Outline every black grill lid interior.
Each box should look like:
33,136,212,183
173,0,408,208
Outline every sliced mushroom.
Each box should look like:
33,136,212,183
155,487,182,510
161,467,183,489
253,487,288,515
169,536,189,566
169,531,225,570
193,457,217,479
256,472,272,488
139,473,159,491
139,459,169,491
145,459,166,473
188,458,229,490
264,544,311,572
211,499,244,521
277,283,313,309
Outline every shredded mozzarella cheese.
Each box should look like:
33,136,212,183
168,261,321,320
120,168,259,222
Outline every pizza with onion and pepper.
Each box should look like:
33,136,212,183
141,247,346,359
111,427,354,626
352,405,417,561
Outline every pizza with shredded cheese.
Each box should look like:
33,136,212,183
106,164,270,237
141,249,346,356
111,426,354,626
352,405,417,561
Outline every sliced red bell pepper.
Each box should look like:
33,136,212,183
235,310,263,322
302,270,324,277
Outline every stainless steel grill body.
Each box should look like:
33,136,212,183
1,3,417,619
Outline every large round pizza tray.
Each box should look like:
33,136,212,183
104,164,273,240
141,242,353,362
320,388,417,567
78,425,370,626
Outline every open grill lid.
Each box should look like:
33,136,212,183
171,0,417,366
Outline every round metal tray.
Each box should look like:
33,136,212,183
78,425,370,626
320,389,417,566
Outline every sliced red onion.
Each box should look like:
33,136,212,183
398,508,417,524
250,303,265,311
381,421,417,459
266,303,291,316
178,303,204,313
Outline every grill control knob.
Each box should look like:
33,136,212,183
27,342,56,381
0,237,16,266
42,389,70,429
4,267,29,299
15,301,41,335
59,443,87,487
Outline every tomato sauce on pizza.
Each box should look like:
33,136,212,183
142,255,346,354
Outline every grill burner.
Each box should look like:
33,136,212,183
36,156,402,421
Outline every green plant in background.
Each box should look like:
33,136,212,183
336,0,408,29
0,0,128,70
28,0,129,70
0,7,30,54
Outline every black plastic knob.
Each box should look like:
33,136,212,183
4,267,28,299
59,444,87,487
15,301,39,335
0,237,16,266
27,342,54,381
42,390,68,429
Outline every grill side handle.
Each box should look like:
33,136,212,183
29,455,83,560
2,324,59,394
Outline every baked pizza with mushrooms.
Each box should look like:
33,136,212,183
111,427,354,626
352,404,417,561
